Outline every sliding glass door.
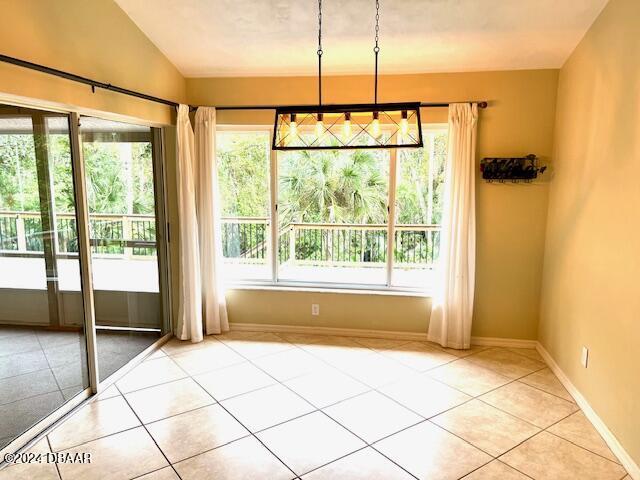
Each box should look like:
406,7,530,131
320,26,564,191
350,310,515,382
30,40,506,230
0,105,89,450
79,117,167,382
0,104,170,451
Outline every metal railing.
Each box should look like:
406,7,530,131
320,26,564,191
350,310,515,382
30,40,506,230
220,217,441,268
0,211,156,258
0,212,441,268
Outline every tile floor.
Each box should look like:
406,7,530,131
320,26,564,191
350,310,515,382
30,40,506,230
0,326,160,448
0,332,629,480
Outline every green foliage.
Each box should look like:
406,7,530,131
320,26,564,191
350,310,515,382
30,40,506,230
0,133,155,215
217,132,269,217
278,148,389,225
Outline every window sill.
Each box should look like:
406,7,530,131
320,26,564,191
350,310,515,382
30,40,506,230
224,282,432,298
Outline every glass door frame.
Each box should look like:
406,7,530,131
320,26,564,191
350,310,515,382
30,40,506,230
71,116,172,392
0,98,172,459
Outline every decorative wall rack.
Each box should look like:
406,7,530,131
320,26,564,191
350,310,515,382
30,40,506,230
480,154,546,183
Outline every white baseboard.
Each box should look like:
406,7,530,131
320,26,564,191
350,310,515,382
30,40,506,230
228,322,537,348
536,342,639,480
470,336,538,348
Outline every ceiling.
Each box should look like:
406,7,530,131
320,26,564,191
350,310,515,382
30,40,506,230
114,0,608,77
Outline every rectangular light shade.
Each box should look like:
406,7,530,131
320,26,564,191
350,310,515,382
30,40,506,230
273,102,423,150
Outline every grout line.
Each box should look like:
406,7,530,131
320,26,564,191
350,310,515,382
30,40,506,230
115,383,184,480
544,426,625,466
45,435,64,480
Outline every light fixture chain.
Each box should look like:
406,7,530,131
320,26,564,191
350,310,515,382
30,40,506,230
374,0,380,104
317,0,323,108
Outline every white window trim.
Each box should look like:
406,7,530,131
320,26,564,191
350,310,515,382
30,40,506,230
216,123,447,296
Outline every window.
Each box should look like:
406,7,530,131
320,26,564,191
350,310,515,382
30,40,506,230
216,130,272,281
215,126,447,291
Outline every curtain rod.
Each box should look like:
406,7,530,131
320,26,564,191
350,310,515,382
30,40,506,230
1,54,488,111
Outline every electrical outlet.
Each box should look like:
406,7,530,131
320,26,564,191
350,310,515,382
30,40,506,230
581,346,589,368
311,304,320,316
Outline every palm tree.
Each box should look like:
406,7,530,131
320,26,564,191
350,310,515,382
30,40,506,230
279,149,388,262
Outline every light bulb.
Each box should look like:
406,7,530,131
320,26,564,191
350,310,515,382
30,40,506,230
400,110,409,138
342,112,351,138
315,113,324,138
371,112,381,138
289,113,297,137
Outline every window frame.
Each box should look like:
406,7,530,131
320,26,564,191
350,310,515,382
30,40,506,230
216,123,448,295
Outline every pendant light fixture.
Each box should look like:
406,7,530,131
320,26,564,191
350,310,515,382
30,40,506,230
273,0,423,150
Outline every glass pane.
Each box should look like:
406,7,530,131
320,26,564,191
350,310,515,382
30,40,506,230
0,106,89,449
393,127,447,288
216,131,272,281
80,117,162,381
278,147,389,286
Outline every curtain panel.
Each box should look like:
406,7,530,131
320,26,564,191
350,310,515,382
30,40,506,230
428,103,478,349
175,105,229,342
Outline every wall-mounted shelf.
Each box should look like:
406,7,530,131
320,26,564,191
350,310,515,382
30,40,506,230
480,154,546,183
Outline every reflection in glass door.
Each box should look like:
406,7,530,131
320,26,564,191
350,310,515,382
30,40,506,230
0,105,89,449
79,117,167,381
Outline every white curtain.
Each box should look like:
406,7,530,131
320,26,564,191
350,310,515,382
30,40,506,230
175,105,229,342
194,107,229,335
428,103,478,349
175,105,203,342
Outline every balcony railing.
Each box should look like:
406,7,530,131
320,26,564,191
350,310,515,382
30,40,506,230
1,212,441,268
221,217,441,268
0,211,156,259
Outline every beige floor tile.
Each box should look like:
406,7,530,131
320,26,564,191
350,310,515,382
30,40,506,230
431,399,540,456
170,342,245,376
439,344,489,358
223,333,293,359
380,374,471,418
94,384,120,401
379,342,457,372
547,411,619,463
302,447,414,479
284,368,369,408
147,404,248,463
506,347,544,362
276,333,335,345
257,411,366,476
216,330,268,341
0,437,55,480
174,436,294,480
251,347,325,381
337,352,415,388
519,368,574,402
427,359,512,396
57,427,168,480
461,460,529,479
124,377,214,424
324,391,422,443
160,338,209,356
480,381,578,428
0,462,59,480
48,395,140,451
145,349,167,361
500,432,627,480
351,337,411,349
221,384,314,432
302,342,375,368
116,356,187,394
466,348,545,379
193,362,276,401
135,467,180,480
374,421,491,480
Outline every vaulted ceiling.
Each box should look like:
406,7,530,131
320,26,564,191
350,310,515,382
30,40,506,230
115,0,608,77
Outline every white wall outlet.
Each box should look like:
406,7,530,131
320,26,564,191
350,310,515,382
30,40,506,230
581,346,589,368
311,304,320,316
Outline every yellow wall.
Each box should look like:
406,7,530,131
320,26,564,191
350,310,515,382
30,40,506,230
539,0,640,466
187,70,558,339
0,0,185,124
